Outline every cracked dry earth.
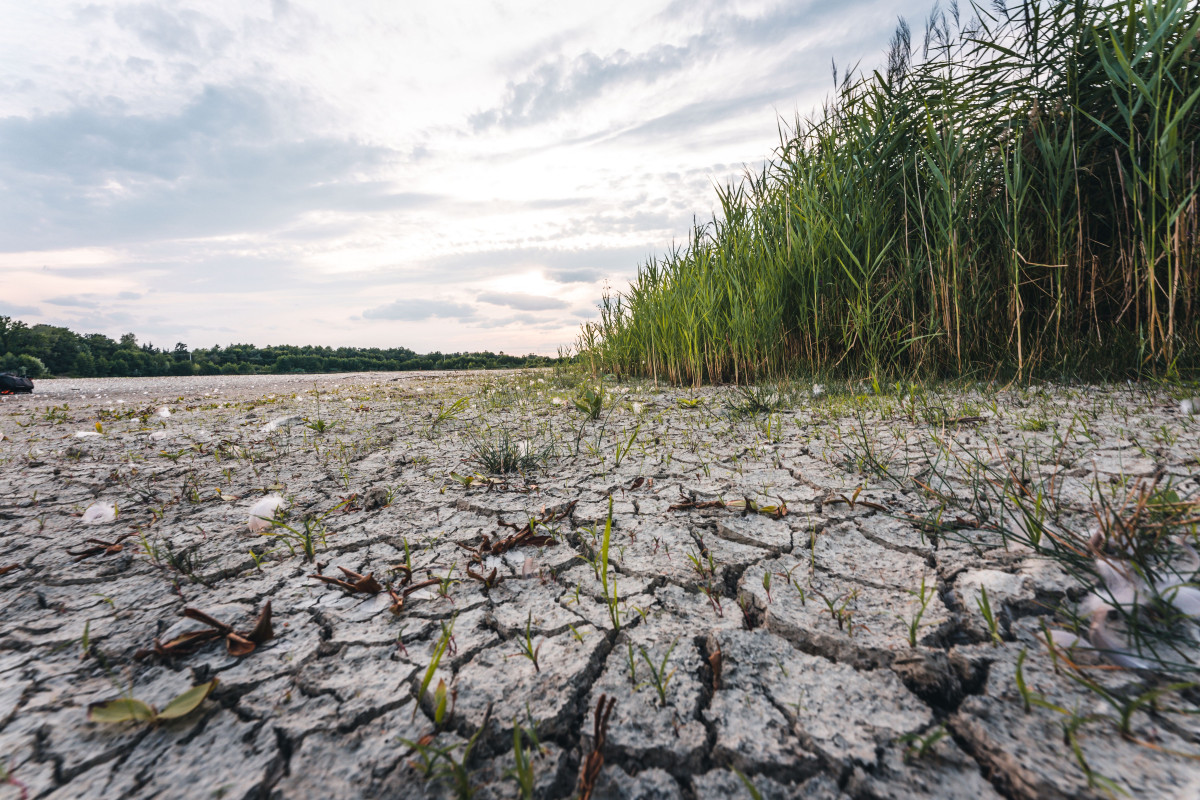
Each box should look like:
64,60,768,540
3,371,1200,800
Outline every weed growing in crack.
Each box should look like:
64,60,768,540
685,546,716,581
637,638,679,706
469,428,550,474
430,396,469,433
573,384,604,420
1063,668,1198,741
926,436,1200,673
732,768,764,800
402,704,491,800
724,384,786,417
1061,712,1124,796
841,411,900,480
262,514,327,563
815,589,858,635
505,710,543,800
513,612,543,672
699,582,724,617
784,564,808,605
905,574,935,647
415,615,455,723
976,586,1004,646
611,423,641,470
303,391,336,435
160,539,212,587
1013,649,1057,715
435,562,459,601
897,724,949,761
598,496,621,632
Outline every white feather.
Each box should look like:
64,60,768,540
82,502,116,525
247,494,285,532
1089,612,1154,671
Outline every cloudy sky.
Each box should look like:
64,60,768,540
1,0,928,355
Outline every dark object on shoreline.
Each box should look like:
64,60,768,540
0,372,33,394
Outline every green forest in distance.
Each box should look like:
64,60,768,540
0,316,556,378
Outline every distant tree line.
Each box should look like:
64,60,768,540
0,316,555,378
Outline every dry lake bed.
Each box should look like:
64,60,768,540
2,370,1200,799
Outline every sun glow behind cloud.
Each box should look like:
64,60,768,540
0,0,929,354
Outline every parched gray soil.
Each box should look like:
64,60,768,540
2,371,1199,799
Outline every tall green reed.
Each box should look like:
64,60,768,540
579,0,1200,384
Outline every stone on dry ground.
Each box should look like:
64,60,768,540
1,372,1199,799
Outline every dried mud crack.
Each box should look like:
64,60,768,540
2,371,1200,799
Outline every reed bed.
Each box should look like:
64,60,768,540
579,0,1200,384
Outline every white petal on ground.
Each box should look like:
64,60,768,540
82,502,116,525
247,494,286,532
262,415,303,433
1158,585,1200,617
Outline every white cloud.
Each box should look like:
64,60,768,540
476,292,569,312
0,0,931,354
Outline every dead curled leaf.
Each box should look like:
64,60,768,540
459,503,573,564
670,491,788,519
310,566,383,595
65,532,137,561
139,602,273,659
668,490,725,512
465,565,499,588
388,578,443,616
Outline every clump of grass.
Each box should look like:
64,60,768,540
578,0,1200,383
468,429,550,474
723,384,786,416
